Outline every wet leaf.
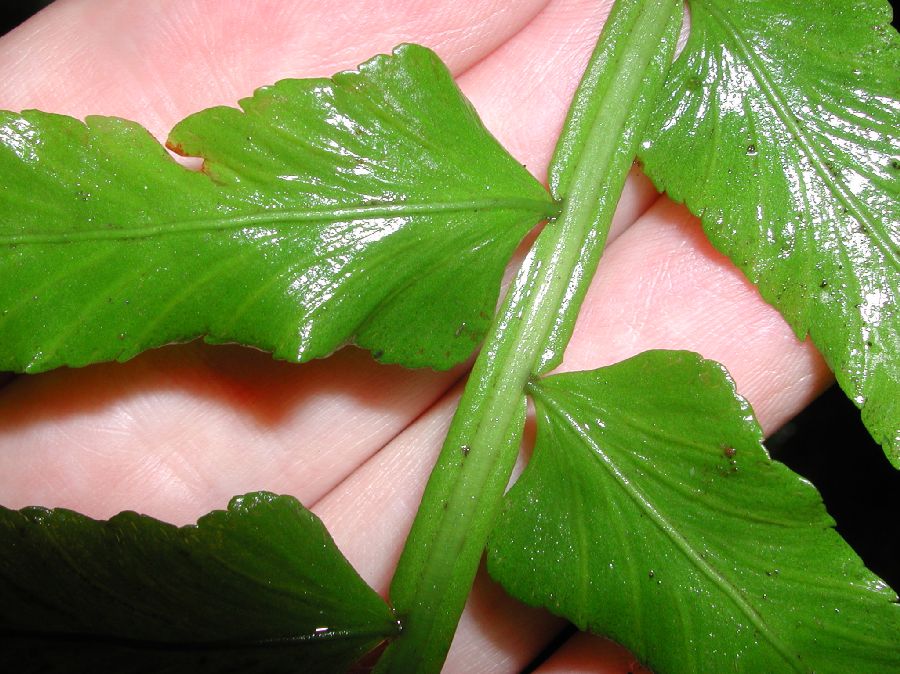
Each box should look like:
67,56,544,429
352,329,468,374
0,492,397,673
488,351,900,673
0,44,553,373
639,0,900,465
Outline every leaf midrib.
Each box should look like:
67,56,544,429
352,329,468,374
536,388,805,673
699,0,899,269
1,626,391,651
1,197,557,246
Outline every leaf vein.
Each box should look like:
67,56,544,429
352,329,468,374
541,395,805,673
702,0,899,270
1,198,557,246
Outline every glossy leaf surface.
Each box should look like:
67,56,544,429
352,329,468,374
488,351,900,673
639,0,900,464
0,44,553,373
0,492,397,672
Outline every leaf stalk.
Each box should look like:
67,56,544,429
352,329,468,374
376,1,683,671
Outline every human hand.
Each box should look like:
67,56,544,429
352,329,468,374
0,1,832,670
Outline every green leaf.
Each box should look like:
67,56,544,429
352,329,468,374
487,351,900,673
0,44,554,374
0,492,398,672
638,0,900,465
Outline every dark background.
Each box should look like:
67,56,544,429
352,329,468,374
1,2,897,591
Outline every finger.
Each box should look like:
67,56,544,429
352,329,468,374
0,344,466,521
458,0,658,239
0,0,551,139
557,198,832,435
533,632,652,673
461,0,616,182
312,387,564,673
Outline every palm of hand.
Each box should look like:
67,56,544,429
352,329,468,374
0,1,829,671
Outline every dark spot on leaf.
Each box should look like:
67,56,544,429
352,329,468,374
890,159,900,171
746,144,757,156
717,450,739,476
461,444,470,458
371,350,384,360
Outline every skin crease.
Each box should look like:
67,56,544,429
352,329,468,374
0,0,834,672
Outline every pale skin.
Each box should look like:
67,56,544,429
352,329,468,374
0,1,833,671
